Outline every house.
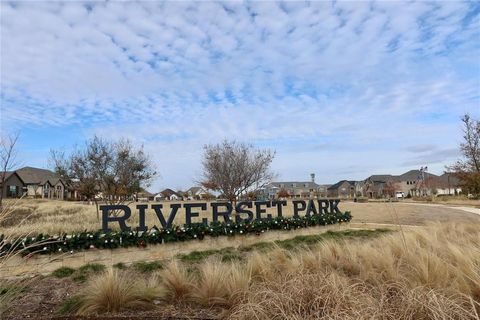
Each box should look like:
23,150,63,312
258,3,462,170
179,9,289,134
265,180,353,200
359,169,462,198
185,186,209,200
135,189,154,202
13,167,71,200
259,174,331,199
327,180,356,198
0,166,75,200
361,175,395,198
154,188,181,201
153,192,164,201
176,190,186,200
436,173,462,195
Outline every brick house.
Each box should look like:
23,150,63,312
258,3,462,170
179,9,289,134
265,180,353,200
327,180,356,198
1,166,75,200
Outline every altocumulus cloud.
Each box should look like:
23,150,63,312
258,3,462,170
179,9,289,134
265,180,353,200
0,1,479,189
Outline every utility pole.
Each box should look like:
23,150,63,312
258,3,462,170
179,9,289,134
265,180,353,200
419,166,428,197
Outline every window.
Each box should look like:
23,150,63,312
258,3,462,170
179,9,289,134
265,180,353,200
8,186,17,197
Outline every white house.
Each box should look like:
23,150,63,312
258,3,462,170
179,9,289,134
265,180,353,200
185,186,208,200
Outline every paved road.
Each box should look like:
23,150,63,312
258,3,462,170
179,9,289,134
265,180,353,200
401,202,480,216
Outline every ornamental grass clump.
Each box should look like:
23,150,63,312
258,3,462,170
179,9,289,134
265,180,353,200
73,269,160,314
192,258,231,306
157,260,195,301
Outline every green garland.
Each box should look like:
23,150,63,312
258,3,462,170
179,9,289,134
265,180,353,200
0,211,351,256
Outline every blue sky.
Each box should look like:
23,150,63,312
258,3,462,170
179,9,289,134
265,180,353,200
1,1,479,192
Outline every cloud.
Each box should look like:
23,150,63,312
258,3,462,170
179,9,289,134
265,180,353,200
402,148,460,167
405,145,438,153
0,1,479,190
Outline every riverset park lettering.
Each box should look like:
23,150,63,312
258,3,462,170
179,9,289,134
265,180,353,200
101,199,342,233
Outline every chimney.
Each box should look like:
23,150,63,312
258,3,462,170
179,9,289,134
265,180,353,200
310,173,315,183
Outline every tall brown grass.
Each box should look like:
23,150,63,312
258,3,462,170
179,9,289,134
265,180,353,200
74,269,159,314
0,197,59,315
70,222,480,319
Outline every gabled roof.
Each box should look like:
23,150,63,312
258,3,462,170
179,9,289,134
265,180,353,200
0,171,25,185
15,166,60,184
187,186,206,194
160,188,178,197
397,170,438,181
137,188,154,197
438,173,460,186
328,180,356,190
48,178,65,186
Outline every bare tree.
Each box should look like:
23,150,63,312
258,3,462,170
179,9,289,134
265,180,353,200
0,133,20,207
50,136,156,218
200,140,276,206
383,181,396,198
447,114,480,197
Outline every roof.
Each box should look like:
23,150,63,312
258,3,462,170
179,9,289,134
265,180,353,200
397,170,438,181
137,189,154,197
187,187,206,194
438,173,461,186
268,181,320,189
160,188,179,197
327,180,356,190
15,166,60,185
0,171,25,185
366,175,394,182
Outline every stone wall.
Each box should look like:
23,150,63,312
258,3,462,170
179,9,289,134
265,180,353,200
1,222,394,277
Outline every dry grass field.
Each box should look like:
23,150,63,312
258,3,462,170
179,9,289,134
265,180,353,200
2,199,480,319
1,198,479,237
4,222,479,319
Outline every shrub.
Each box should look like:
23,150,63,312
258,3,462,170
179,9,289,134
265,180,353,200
73,263,106,282
133,261,163,273
113,262,127,270
51,267,75,278
78,263,106,274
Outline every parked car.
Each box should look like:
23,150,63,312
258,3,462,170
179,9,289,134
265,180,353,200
395,191,405,199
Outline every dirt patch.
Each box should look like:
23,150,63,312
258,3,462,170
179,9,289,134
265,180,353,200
5,276,82,319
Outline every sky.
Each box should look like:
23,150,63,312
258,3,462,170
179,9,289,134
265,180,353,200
1,1,479,192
